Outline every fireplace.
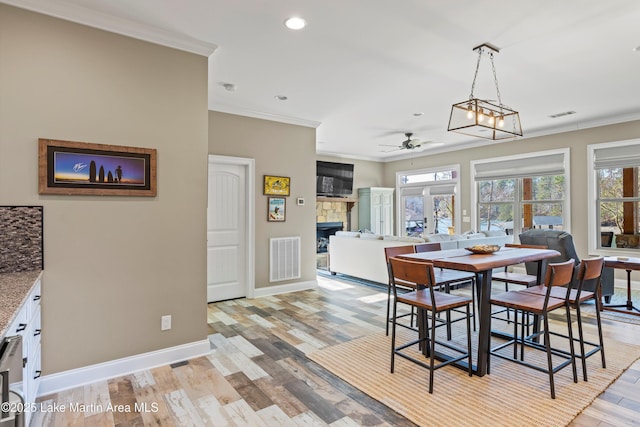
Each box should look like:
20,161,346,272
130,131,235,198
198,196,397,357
316,221,343,253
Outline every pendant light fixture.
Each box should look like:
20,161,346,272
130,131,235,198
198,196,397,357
448,43,522,140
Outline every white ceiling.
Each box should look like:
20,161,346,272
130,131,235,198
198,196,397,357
5,0,640,161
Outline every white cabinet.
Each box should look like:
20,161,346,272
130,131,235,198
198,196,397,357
358,187,394,235
5,275,42,426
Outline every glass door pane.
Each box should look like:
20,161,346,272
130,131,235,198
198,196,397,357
433,195,454,234
403,195,424,236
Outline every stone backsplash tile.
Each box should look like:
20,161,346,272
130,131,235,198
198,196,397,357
0,206,43,273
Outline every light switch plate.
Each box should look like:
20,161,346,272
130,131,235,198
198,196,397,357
161,315,171,331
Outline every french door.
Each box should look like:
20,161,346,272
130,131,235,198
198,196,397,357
401,189,455,236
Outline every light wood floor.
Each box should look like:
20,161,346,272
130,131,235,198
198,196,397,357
34,273,640,426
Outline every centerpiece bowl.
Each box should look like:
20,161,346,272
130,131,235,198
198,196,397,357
466,244,500,254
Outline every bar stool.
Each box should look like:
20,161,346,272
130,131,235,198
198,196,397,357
522,256,606,381
491,243,547,325
415,242,477,332
384,245,418,336
388,257,473,393
489,259,578,399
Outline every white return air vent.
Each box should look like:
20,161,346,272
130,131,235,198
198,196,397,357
549,110,576,118
270,236,301,282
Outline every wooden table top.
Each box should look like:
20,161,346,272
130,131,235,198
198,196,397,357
397,247,561,273
603,255,640,270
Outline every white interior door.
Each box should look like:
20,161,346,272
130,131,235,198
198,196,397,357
207,156,254,302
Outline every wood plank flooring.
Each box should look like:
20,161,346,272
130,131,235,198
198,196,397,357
35,272,640,426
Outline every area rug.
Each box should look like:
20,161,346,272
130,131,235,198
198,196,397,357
308,327,640,427
580,290,640,325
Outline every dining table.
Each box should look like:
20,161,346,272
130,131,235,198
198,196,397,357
602,256,640,316
397,246,560,377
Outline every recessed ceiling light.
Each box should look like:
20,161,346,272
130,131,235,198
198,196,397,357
633,46,640,52
274,95,288,101
413,112,424,117
219,82,236,92
284,17,306,30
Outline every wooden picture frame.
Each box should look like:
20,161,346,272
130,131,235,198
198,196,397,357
263,175,290,196
267,197,286,222
38,138,157,196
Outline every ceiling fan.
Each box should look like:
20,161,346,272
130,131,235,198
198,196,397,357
379,132,422,152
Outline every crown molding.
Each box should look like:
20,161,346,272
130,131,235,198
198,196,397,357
209,104,322,129
377,112,640,163
1,0,217,56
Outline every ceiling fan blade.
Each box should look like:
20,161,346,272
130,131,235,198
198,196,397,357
379,144,402,147
379,147,403,153
376,129,410,137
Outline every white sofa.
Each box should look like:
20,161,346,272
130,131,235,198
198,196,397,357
421,230,512,250
328,230,512,284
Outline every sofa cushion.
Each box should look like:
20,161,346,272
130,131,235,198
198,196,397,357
423,234,452,242
465,232,486,239
360,233,383,240
335,231,360,238
383,235,425,243
482,230,507,237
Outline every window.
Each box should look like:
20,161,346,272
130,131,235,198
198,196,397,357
397,166,459,236
588,139,640,253
471,149,569,238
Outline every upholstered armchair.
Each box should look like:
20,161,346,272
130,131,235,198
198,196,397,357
518,229,614,302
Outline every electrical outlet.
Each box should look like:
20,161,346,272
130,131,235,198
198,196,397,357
161,315,172,331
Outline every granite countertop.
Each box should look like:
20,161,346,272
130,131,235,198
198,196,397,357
0,270,42,338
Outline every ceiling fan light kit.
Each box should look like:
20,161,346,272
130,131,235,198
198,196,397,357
448,43,522,140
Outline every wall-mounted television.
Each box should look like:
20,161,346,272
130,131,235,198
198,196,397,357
316,161,354,197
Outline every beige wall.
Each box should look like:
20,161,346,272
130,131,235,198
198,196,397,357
0,6,209,374
383,120,640,260
316,155,384,231
208,112,317,288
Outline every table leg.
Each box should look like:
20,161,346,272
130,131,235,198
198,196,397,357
531,260,544,341
475,270,493,377
602,269,640,315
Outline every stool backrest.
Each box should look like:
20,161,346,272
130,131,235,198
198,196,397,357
384,245,416,286
388,257,436,290
575,257,604,299
544,258,575,288
384,245,415,262
415,242,442,253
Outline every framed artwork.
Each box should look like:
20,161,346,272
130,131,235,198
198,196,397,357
38,138,157,196
263,175,290,196
267,197,286,222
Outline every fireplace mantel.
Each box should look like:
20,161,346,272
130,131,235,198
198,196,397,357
316,196,358,203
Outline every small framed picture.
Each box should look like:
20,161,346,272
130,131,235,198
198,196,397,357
267,197,286,222
264,175,290,196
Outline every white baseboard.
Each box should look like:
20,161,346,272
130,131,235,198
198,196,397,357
37,339,210,397
252,280,317,298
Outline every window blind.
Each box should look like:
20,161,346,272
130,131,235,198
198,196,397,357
428,184,456,195
400,184,456,197
474,152,566,181
594,144,640,169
